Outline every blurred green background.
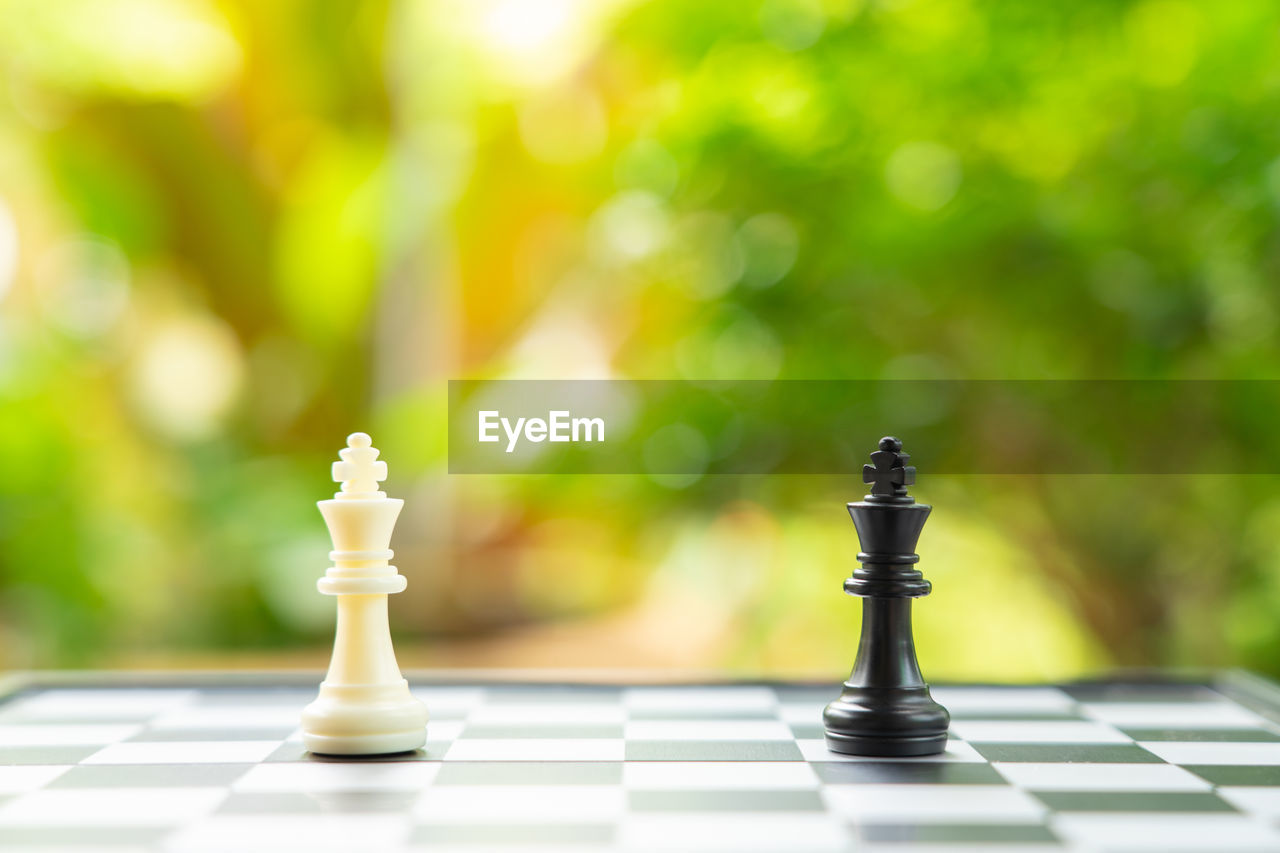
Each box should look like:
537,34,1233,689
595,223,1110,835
1,0,1279,679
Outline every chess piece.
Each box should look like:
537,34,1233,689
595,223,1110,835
824,436,950,756
301,432,428,755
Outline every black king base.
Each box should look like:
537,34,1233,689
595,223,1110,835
824,436,950,757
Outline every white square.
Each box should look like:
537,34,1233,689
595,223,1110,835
778,704,823,724
796,738,984,763
930,686,1076,714
234,762,439,793
424,719,465,741
165,814,410,853
149,706,303,729
624,720,794,741
823,784,1046,822
1081,701,1271,729
993,762,1211,792
1052,813,1280,851
0,765,72,795
619,813,848,852
3,689,197,720
1139,741,1280,766
0,787,226,826
0,724,141,746
623,687,779,712
414,785,624,823
950,721,1129,743
83,741,281,765
409,687,486,714
1217,786,1280,818
465,704,626,725
623,761,819,790
443,738,623,762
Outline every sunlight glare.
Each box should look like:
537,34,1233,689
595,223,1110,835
458,0,632,88
483,0,574,54
0,199,16,303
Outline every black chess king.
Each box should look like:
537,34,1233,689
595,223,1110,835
824,436,951,756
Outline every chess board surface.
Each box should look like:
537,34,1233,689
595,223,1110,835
0,675,1279,852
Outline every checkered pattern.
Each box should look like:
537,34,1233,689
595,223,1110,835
0,681,1278,851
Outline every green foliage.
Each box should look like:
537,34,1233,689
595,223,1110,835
0,0,1278,676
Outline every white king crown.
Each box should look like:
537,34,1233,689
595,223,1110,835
332,432,388,499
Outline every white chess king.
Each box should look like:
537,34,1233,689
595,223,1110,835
301,432,428,755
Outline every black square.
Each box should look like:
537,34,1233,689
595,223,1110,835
1120,727,1280,743
0,746,98,765
858,823,1059,844
974,743,1162,763
128,727,295,743
0,828,171,846
1032,791,1236,813
1061,683,1221,703
773,687,836,705
812,761,1005,785
949,710,1086,722
1185,765,1280,786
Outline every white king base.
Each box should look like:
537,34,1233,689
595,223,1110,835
301,433,428,755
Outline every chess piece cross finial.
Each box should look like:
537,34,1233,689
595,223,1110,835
863,435,915,498
333,432,388,497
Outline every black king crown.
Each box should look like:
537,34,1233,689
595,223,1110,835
823,436,950,757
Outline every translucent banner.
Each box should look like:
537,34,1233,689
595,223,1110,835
446,380,1280,475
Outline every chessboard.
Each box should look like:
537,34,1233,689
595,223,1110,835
0,673,1279,852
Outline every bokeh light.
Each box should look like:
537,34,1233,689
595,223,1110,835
0,0,1278,682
